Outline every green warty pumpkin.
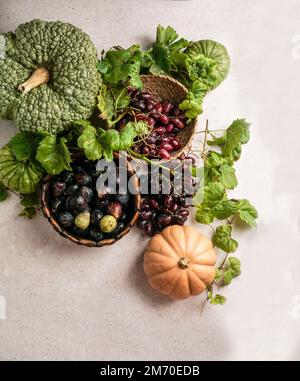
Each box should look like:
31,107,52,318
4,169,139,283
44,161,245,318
0,19,101,134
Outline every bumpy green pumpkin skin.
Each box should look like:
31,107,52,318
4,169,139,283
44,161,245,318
0,146,44,194
185,40,230,90
0,19,101,134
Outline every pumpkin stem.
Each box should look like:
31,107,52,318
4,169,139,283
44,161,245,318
18,67,50,94
178,257,189,270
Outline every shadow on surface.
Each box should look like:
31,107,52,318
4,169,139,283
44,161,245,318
129,250,175,307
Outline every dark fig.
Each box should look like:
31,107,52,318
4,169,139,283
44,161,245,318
94,198,110,211
70,196,89,212
75,171,92,186
90,210,104,226
119,213,127,223
106,201,123,220
64,184,79,196
79,186,93,203
56,212,74,228
51,181,66,198
50,199,63,214
89,229,105,242
60,171,74,184
71,226,89,238
112,222,125,237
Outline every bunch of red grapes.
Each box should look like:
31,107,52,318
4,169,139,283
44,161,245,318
128,88,188,160
137,158,196,236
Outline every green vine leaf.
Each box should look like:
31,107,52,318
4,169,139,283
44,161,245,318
237,199,258,227
212,224,238,253
222,257,241,285
207,291,226,305
36,135,72,175
77,122,103,161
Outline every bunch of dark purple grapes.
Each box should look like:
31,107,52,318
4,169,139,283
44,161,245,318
128,89,187,160
137,159,196,236
49,161,131,242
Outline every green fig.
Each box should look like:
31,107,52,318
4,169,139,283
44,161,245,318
99,215,117,233
74,212,90,230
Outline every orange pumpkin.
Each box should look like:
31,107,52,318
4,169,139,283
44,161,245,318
143,225,217,299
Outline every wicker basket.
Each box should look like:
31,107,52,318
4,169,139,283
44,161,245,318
140,74,196,157
41,152,141,247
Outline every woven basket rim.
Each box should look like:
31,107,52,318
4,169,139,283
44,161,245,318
140,74,189,93
41,152,141,248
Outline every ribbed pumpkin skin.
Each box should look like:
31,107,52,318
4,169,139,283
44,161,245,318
143,225,217,300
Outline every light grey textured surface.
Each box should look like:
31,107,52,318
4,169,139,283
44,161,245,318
0,0,300,361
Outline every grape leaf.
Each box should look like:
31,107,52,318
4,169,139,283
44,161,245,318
156,25,179,47
9,132,34,161
19,206,36,219
214,269,223,282
213,224,238,253
205,151,229,168
212,200,239,220
232,144,242,161
220,164,237,189
194,182,229,224
20,193,39,207
207,291,226,305
36,136,72,175
204,152,237,189
99,129,120,151
77,123,103,161
112,86,130,111
208,119,250,157
195,205,215,224
97,45,142,88
98,84,115,121
151,44,170,73
150,25,188,74
237,199,258,227
222,257,241,285
98,129,120,161
130,120,150,136
203,182,226,203
118,124,136,150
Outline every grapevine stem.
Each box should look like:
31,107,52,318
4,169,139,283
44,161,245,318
201,119,209,157
219,252,229,270
109,111,128,127
200,296,208,317
228,214,237,224
128,148,173,173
